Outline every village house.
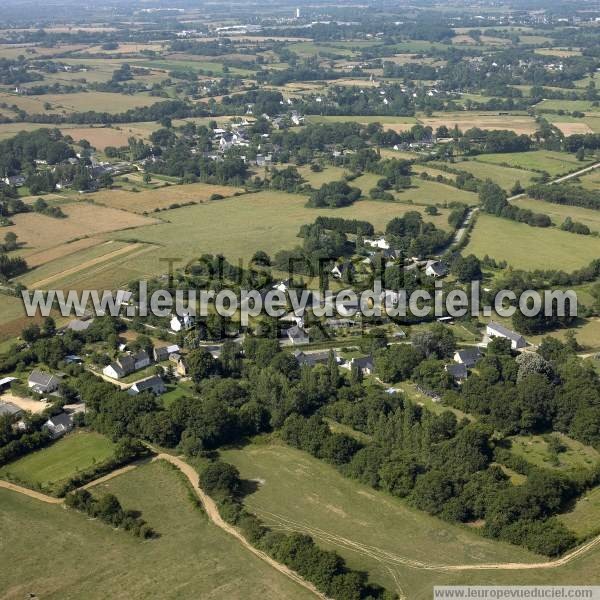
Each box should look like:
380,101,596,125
3,175,26,187
154,344,181,362
345,356,374,376
486,322,527,350
103,350,151,380
446,363,468,383
170,312,195,332
331,261,355,280
28,370,60,395
44,412,74,438
453,348,483,368
128,375,167,396
425,260,448,278
286,325,310,346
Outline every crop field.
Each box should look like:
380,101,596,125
307,114,418,126
552,121,594,135
465,214,600,271
58,126,140,150
445,160,536,191
0,431,116,494
534,48,582,57
420,112,538,135
508,434,600,474
88,182,245,213
537,100,600,115
0,460,315,600
474,150,584,177
401,178,479,206
5,203,156,261
220,441,600,599
511,197,600,233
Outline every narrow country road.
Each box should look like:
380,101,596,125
0,480,63,504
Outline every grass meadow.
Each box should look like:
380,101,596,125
0,460,315,600
474,150,585,177
0,431,116,494
465,213,600,271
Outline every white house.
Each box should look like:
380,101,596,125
425,260,448,278
128,375,166,396
28,370,60,395
453,348,483,368
45,412,74,438
486,322,527,350
170,312,195,332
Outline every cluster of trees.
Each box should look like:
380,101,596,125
560,217,591,236
385,211,453,255
461,128,532,154
65,489,156,539
0,253,27,279
528,183,600,211
200,461,395,600
479,180,551,227
313,216,374,236
307,180,362,208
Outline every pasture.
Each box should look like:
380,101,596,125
221,441,560,598
101,190,454,278
474,150,584,177
0,460,315,600
0,431,116,494
465,213,600,271
446,159,536,191
511,196,600,233
559,486,600,539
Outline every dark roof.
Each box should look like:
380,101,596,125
446,363,468,380
455,348,482,364
118,354,136,373
28,370,58,388
0,402,23,417
352,355,374,370
131,376,165,394
487,321,525,342
47,412,74,429
293,351,330,367
287,326,309,341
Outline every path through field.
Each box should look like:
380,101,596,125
252,507,600,572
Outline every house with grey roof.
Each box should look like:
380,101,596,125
486,322,527,350
293,350,334,368
154,344,180,362
45,412,74,438
286,325,310,346
0,402,23,418
345,355,374,376
425,260,448,278
446,363,468,383
28,370,60,395
128,375,166,396
453,348,483,368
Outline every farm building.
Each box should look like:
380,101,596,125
154,344,181,362
0,402,23,418
0,377,16,393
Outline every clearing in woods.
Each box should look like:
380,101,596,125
0,460,316,600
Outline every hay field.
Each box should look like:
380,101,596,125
88,182,244,213
6,203,156,258
420,112,538,135
511,197,600,233
445,160,536,190
474,150,583,177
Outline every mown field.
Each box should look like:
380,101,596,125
222,441,600,599
474,150,584,177
0,460,315,600
0,431,115,494
465,213,600,271
420,112,537,135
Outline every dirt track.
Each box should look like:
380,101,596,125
154,453,329,599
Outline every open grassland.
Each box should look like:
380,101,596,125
511,197,600,233
58,126,140,150
552,121,594,135
0,460,314,600
474,150,584,177
88,182,244,213
402,178,479,206
0,295,41,342
0,431,116,494
100,190,454,278
220,441,600,599
537,100,600,115
419,112,538,135
6,203,156,260
559,486,600,539
307,114,417,128
508,434,600,474
295,165,349,188
534,48,582,57
446,159,536,190
528,319,600,353
578,168,600,191
465,214,600,271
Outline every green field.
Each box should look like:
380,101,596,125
475,151,584,177
508,434,600,474
0,460,314,599
446,160,536,191
560,486,600,539
465,213,600,271
0,431,116,493
306,115,418,125
511,197,600,233
537,100,600,114
222,441,600,599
